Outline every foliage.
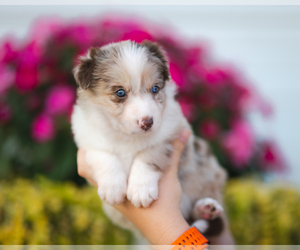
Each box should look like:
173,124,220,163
0,178,132,245
0,15,286,183
1,178,299,245
224,180,300,245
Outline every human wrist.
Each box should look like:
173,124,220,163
142,210,190,245
157,213,190,245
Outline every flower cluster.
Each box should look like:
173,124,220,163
0,15,286,180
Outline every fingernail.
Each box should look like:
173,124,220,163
179,129,190,143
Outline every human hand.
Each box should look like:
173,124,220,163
77,129,191,244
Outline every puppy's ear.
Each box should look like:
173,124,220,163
73,47,98,90
141,40,170,81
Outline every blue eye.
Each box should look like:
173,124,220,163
152,86,160,94
116,89,126,98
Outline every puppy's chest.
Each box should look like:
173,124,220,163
112,142,147,172
114,147,137,173
114,141,171,174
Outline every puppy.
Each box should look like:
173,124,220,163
71,40,234,244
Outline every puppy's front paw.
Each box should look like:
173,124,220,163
127,177,158,208
195,198,224,220
96,173,127,206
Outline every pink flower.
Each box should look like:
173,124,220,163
191,66,227,86
179,98,196,122
186,46,203,67
122,29,152,43
0,103,12,123
15,63,38,91
45,85,76,116
206,72,221,85
31,114,56,143
259,141,287,172
0,64,14,94
222,121,254,167
69,24,96,47
30,18,63,47
169,62,184,87
198,119,220,140
202,68,229,88
233,83,252,112
101,18,121,30
0,39,18,63
15,42,40,92
197,93,217,111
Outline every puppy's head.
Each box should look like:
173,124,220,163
74,40,170,135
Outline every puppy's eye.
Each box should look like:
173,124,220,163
151,86,160,94
116,89,126,98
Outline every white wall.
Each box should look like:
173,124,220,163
1,5,299,184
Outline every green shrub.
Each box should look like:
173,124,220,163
224,179,300,245
0,178,299,245
0,178,132,245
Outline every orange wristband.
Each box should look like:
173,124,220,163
172,227,209,246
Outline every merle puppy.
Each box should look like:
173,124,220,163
71,40,234,244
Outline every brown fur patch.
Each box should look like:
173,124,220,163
155,91,166,104
196,159,204,167
149,163,161,172
206,145,212,156
203,217,224,237
194,140,201,152
181,144,188,159
141,40,170,82
165,148,172,158
74,47,98,90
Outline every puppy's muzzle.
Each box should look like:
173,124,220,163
139,117,153,131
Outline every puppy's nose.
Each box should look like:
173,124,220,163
140,117,153,131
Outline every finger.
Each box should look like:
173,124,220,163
77,149,94,179
86,177,98,187
77,149,98,186
77,149,86,177
168,129,191,175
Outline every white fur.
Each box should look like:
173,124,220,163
121,94,163,134
192,220,209,233
127,156,161,207
72,81,185,207
85,150,127,205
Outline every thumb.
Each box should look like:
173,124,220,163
168,129,191,176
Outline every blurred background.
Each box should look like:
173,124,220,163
0,4,300,245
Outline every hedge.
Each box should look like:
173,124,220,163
224,180,300,245
0,178,299,245
0,178,132,245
